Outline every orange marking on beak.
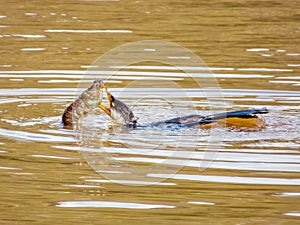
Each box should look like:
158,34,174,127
103,84,113,107
98,103,111,117
98,83,113,117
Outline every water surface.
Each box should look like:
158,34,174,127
0,1,299,224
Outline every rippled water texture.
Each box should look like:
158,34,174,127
0,1,300,225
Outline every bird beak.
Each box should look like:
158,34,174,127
98,83,112,117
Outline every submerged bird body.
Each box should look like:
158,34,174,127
196,108,268,129
147,108,267,129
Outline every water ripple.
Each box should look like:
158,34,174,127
0,128,74,142
188,201,215,205
0,87,299,98
56,201,175,209
12,34,46,38
0,166,22,170
284,212,300,217
112,157,300,172
0,69,275,78
86,179,176,186
44,29,132,33
148,174,300,185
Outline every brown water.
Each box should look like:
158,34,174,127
0,1,300,224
